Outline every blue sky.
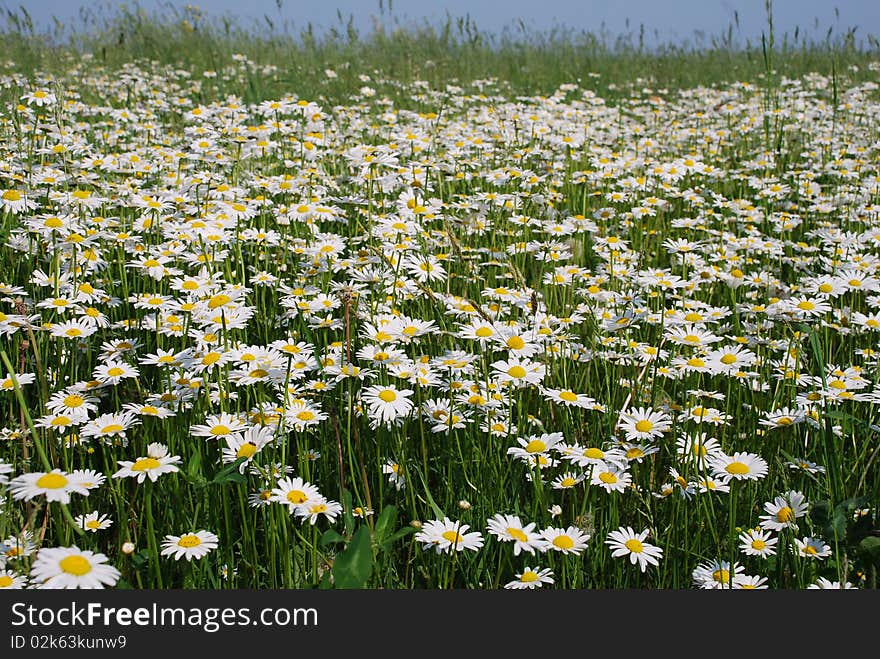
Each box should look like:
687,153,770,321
8,0,880,47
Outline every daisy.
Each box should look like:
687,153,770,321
161,530,219,561
785,458,826,475
75,511,114,533
0,569,27,589
759,491,809,532
794,536,832,560
591,461,632,493
46,389,99,417
190,412,248,440
541,387,596,409
382,460,406,491
602,532,660,576
505,566,554,589
692,559,743,589
675,434,724,462
361,384,414,426
506,432,564,463
92,360,139,385
0,461,11,486
733,574,770,589
80,411,140,443
808,577,857,589
112,443,181,483
2,532,37,560
618,406,672,441
29,546,120,589
8,469,90,504
739,528,777,558
294,497,343,525
221,425,275,471
283,399,327,431
270,476,322,513
486,514,548,555
759,406,805,429
711,451,769,481
551,472,586,489
49,319,98,339
415,518,484,553
491,358,546,388
540,526,591,555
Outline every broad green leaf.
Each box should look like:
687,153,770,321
210,458,247,485
857,536,880,562
319,529,347,547
374,505,398,544
332,525,373,589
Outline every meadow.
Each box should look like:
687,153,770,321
0,3,878,589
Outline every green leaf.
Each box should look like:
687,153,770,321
385,526,417,545
414,468,445,519
319,529,347,547
187,450,203,479
374,505,398,544
332,525,373,589
210,458,247,485
857,536,880,562
342,489,355,538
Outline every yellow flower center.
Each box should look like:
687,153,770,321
525,439,546,453
520,570,539,583
59,555,92,576
86,520,102,530
507,528,528,542
712,569,730,584
776,506,793,522
441,530,463,545
507,365,527,379
475,327,493,338
210,425,231,436
625,539,644,553
506,336,525,350
0,575,14,587
296,410,316,421
202,352,221,365
552,535,575,550
63,394,84,408
720,354,737,365
599,472,618,484
36,473,68,489
797,301,815,311
208,294,231,309
131,457,161,472
559,390,578,402
2,190,22,201
751,539,766,550
237,443,258,459
378,389,397,403
101,424,124,434
725,461,749,475
687,357,705,368
178,534,202,548
286,490,307,504
635,420,654,433
106,367,125,377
